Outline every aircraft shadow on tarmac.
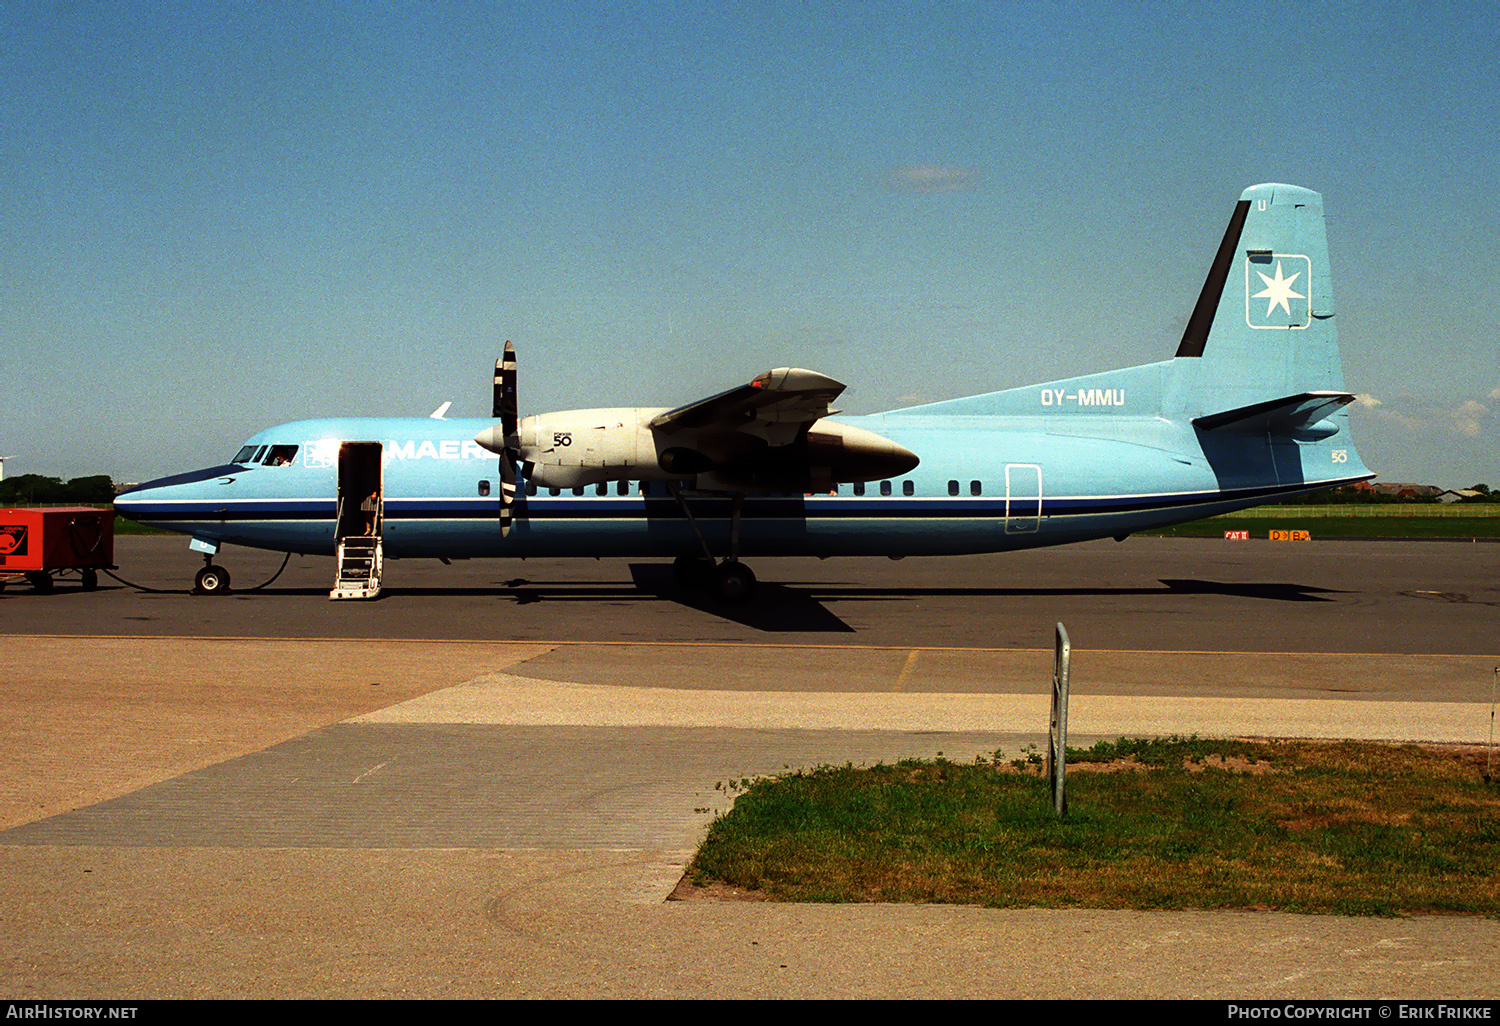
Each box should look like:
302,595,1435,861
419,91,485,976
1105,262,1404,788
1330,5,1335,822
398,567,1342,634
1156,579,1342,602
74,571,1342,634
626,563,856,632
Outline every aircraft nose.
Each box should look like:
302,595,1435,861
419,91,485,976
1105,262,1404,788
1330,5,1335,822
112,480,164,523
113,463,243,523
114,477,165,506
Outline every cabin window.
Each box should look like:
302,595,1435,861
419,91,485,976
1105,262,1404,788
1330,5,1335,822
526,482,537,497
478,480,491,497
595,483,608,496
948,480,959,496
902,480,915,496
970,480,982,496
853,482,865,496
571,486,584,496
548,487,561,497
879,480,892,497
617,481,629,496
264,445,298,467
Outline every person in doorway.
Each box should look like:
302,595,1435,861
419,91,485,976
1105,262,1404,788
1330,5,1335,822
360,490,378,535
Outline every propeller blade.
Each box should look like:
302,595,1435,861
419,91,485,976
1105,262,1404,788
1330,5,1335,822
499,452,517,537
494,341,520,535
495,340,517,430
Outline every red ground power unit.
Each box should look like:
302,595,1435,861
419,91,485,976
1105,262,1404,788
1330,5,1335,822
0,507,116,591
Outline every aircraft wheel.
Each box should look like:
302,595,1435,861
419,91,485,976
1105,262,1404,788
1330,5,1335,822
81,569,98,591
194,565,231,595
26,571,53,594
672,554,714,589
714,561,757,604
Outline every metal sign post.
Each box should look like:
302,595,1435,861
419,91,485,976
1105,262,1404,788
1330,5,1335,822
1048,622,1070,817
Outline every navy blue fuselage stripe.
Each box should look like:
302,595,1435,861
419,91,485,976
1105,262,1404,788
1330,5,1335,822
115,464,250,495
119,475,1368,524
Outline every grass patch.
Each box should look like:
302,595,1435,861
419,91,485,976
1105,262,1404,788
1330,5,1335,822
112,515,170,536
1139,516,1500,539
686,738,1500,915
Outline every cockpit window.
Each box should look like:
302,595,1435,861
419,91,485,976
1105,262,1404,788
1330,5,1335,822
264,445,298,467
232,445,258,464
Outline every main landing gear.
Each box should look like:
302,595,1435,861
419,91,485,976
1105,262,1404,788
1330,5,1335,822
667,484,759,603
672,553,757,603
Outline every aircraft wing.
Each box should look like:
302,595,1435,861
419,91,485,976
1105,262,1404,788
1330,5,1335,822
649,367,845,446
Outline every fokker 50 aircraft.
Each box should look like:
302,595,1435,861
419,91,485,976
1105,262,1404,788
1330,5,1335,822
117,184,1374,601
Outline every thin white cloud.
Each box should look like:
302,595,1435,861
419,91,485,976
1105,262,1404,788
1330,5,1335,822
1353,395,1489,436
1450,400,1488,438
887,165,982,194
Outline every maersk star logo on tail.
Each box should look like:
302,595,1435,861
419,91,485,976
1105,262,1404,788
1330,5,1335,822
1245,254,1310,329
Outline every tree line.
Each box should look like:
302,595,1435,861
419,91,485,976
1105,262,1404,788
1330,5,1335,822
1281,483,1496,504
0,474,117,505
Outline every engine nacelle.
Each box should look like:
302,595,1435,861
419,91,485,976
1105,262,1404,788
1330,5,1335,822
804,420,920,482
475,411,918,491
519,408,676,488
690,419,919,492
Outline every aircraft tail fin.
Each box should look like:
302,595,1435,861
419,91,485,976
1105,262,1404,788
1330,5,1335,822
1168,183,1347,417
1172,185,1373,489
880,183,1371,486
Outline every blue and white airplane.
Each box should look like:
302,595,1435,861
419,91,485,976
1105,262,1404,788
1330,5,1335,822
116,183,1374,601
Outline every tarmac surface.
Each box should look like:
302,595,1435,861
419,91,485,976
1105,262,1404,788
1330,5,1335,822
1,535,1497,999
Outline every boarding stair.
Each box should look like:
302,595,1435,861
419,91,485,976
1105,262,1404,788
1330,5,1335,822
331,534,382,600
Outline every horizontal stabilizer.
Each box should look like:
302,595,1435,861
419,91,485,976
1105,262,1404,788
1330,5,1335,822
1193,391,1355,432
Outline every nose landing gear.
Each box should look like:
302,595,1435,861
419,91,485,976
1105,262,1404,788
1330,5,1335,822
193,555,231,595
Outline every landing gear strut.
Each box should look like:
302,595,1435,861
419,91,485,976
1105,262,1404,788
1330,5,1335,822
667,484,758,603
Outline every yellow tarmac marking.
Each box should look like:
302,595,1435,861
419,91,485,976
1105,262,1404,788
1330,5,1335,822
892,650,920,692
4,634,1497,660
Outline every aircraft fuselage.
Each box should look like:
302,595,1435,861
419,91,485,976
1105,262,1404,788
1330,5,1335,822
116,397,1366,561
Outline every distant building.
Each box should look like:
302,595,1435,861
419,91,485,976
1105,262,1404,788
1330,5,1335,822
1379,483,1440,499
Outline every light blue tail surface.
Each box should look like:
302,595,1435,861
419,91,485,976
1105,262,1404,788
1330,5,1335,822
876,183,1372,496
893,184,1351,419
1165,182,1347,417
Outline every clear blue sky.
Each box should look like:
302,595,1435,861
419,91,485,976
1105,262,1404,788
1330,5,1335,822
3,1,1496,488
